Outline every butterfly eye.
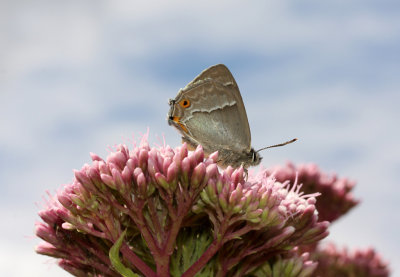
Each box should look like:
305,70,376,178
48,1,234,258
179,99,191,108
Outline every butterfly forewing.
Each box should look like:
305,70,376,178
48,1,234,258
184,86,250,152
170,65,252,153
186,64,239,90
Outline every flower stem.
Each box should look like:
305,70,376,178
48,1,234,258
181,240,221,277
120,243,157,277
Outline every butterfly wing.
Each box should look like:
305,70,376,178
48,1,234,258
185,63,239,90
168,64,252,154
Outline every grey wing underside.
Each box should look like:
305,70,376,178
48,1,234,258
185,64,239,90
178,65,252,153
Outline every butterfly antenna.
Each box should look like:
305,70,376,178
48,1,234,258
256,138,298,153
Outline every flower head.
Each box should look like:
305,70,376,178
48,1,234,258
35,139,330,276
313,243,390,277
266,162,359,223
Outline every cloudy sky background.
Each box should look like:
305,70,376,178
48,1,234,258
1,0,399,276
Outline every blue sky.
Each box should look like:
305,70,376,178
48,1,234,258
1,0,399,276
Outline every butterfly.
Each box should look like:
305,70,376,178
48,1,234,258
168,64,296,169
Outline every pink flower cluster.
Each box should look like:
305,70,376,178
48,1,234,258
266,162,359,223
35,141,329,277
35,139,390,277
313,243,390,277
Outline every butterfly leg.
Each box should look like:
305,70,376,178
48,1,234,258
241,162,249,181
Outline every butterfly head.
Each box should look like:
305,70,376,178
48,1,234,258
167,98,176,125
249,148,262,167
167,98,190,134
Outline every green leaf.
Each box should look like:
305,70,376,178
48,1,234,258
109,230,139,277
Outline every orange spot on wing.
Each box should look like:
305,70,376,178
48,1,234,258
178,123,189,133
173,116,189,133
179,99,191,108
